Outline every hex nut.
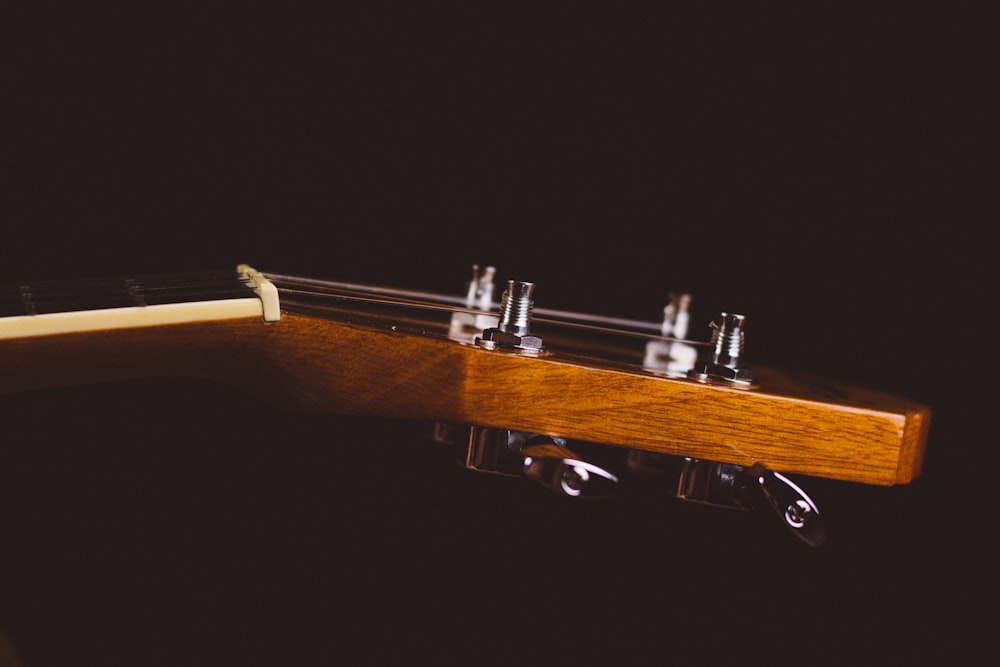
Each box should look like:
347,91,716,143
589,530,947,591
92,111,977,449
477,328,521,346
688,362,756,387
518,335,543,349
474,328,545,356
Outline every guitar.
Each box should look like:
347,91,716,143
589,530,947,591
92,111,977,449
0,264,931,547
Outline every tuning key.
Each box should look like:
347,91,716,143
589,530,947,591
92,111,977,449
739,463,825,547
436,424,825,545
659,456,826,547
442,424,619,499
521,440,619,498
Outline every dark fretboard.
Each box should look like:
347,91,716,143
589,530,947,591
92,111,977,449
0,271,256,318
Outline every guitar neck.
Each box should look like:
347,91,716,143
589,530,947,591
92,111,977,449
0,265,931,488
0,266,278,392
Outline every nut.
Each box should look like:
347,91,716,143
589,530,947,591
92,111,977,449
688,362,756,388
474,328,545,356
518,335,543,349
476,328,521,346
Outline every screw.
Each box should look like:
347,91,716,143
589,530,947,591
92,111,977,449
561,465,590,496
785,500,812,528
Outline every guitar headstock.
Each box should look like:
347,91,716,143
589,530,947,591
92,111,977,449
261,264,932,547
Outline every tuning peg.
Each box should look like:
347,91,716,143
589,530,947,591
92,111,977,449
739,463,826,547
687,312,757,388
475,280,545,356
442,424,619,498
521,440,619,498
657,456,826,547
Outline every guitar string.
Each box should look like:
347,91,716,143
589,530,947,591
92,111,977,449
271,284,707,347
5,271,671,333
2,272,705,346
263,273,674,335
1,274,254,314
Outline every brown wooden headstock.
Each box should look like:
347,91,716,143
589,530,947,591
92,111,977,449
256,271,929,488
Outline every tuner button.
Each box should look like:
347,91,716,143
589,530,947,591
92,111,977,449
656,455,827,547
740,463,826,548
453,426,618,498
522,440,619,499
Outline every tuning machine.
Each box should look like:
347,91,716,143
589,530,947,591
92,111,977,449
686,312,757,388
438,264,820,544
433,424,619,498
473,279,546,356
447,266,546,356
627,451,826,547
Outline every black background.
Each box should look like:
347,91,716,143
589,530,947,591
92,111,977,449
0,5,993,666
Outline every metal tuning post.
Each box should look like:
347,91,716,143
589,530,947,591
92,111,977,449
474,280,545,356
435,424,619,498
687,312,757,388
655,457,826,547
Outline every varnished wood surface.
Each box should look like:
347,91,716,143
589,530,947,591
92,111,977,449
0,309,929,486
256,312,929,486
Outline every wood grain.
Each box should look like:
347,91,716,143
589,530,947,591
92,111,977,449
0,310,930,486
254,313,929,486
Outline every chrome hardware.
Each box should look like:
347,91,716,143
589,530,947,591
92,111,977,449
496,280,533,336
742,463,825,547
522,441,619,498
643,292,698,376
687,312,756,387
435,425,824,545
438,424,618,498
475,280,545,355
657,457,826,547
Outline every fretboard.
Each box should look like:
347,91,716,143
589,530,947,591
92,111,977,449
0,264,280,340
1,271,253,316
